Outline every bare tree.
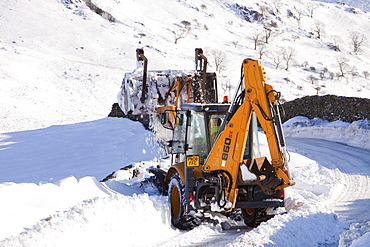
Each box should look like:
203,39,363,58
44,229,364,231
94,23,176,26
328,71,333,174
256,42,267,59
313,20,325,39
337,56,349,77
209,49,227,74
173,20,191,44
281,47,296,71
308,75,318,84
263,21,277,44
320,67,328,80
350,31,367,52
219,75,231,96
252,31,263,50
271,0,282,15
330,35,342,51
293,6,305,28
349,66,358,80
271,52,283,69
264,26,273,44
307,2,318,18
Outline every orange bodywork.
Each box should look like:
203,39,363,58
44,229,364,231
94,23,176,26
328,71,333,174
202,59,294,206
164,59,294,209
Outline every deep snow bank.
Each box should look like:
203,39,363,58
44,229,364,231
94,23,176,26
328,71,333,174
283,116,370,149
0,117,164,184
340,222,370,247
0,176,111,241
1,193,175,247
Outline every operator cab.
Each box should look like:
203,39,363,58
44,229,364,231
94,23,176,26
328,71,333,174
166,103,261,165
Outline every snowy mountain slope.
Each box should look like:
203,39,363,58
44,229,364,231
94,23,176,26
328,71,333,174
1,0,370,133
315,0,370,13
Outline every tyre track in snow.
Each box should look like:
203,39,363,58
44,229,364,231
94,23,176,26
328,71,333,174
286,137,370,222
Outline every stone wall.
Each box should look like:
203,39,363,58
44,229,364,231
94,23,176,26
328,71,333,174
281,95,370,123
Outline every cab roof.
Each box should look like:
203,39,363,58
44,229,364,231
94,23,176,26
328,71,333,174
179,103,230,113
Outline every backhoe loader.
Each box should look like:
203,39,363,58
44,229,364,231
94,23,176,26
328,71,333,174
112,49,294,229
154,58,295,229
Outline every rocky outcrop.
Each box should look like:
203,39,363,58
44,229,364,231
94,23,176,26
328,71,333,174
281,95,370,123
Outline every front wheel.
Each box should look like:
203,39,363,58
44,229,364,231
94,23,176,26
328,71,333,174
168,173,200,230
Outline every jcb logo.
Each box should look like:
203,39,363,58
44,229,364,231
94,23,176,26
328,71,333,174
222,137,231,160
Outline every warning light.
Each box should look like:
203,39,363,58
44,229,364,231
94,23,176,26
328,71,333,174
223,95,229,103
279,190,285,199
189,193,194,201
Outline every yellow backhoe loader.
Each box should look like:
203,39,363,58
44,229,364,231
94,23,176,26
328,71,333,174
153,58,294,229
113,49,294,229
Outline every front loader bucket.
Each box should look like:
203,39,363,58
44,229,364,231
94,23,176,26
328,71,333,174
141,168,168,196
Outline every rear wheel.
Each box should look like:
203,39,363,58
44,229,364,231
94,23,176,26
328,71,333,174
241,208,274,227
241,208,259,227
168,173,200,230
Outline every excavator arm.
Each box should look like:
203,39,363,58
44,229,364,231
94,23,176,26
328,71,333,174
203,59,294,206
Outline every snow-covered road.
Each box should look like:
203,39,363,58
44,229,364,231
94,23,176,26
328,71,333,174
287,137,370,223
170,137,370,247
1,118,370,246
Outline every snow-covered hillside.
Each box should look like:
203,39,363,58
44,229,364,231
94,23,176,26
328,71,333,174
1,0,370,246
1,0,370,132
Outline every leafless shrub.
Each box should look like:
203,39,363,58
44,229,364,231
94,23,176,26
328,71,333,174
337,56,349,77
232,41,238,48
257,42,267,59
308,75,318,84
350,31,367,53
271,52,283,69
209,49,228,74
313,20,325,39
173,21,191,44
307,2,318,18
252,31,263,50
281,47,296,71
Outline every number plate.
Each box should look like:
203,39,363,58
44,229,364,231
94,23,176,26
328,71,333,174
186,155,200,167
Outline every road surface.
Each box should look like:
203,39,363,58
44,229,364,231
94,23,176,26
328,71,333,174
286,137,370,222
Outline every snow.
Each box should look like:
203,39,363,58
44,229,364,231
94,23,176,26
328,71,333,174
2,117,370,246
1,0,370,246
284,116,370,149
0,118,163,183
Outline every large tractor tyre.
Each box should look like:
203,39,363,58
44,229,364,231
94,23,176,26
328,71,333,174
168,173,200,230
241,208,274,228
241,208,260,227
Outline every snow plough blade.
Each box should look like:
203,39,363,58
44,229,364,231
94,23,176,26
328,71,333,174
114,48,218,129
141,168,168,196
